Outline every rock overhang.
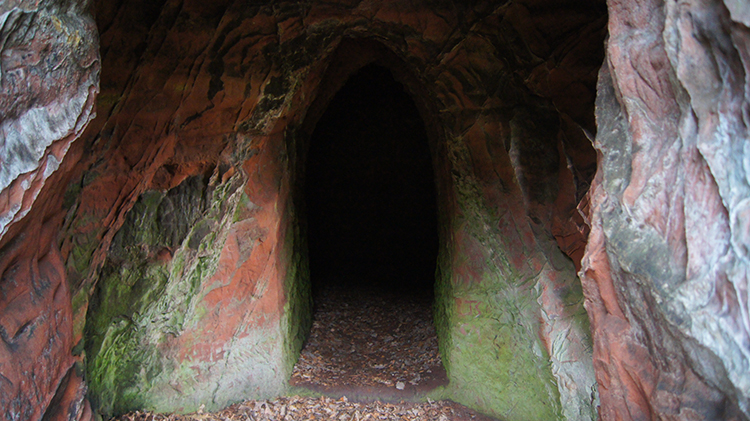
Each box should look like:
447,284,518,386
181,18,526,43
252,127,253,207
7,1,749,421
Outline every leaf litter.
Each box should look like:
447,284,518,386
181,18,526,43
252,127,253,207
290,284,444,392
114,396,498,421
112,285,501,420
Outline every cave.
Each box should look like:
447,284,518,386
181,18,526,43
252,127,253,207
304,64,438,295
292,63,443,394
2,1,750,421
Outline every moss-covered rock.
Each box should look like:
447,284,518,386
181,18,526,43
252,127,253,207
85,171,245,416
435,204,562,420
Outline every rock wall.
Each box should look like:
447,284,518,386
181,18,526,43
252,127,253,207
5,0,750,420
0,1,99,421
56,1,603,420
581,0,750,419
0,0,665,420
0,0,99,239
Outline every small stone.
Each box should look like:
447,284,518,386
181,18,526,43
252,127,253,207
395,381,405,390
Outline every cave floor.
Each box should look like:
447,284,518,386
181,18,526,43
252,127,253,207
289,283,446,398
113,395,500,420
111,285,501,420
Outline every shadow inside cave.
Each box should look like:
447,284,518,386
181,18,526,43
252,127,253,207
293,64,446,399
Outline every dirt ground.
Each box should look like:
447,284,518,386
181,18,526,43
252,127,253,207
113,285,501,421
114,396,500,421
290,284,446,398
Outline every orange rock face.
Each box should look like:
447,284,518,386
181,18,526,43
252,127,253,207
60,2,600,419
13,0,750,420
580,1,750,419
0,2,99,421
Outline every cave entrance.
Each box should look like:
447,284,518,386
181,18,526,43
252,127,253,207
291,64,445,395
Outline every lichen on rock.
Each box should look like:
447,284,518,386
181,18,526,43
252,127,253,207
85,169,246,415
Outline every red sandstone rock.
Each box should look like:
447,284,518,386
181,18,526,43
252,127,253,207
580,0,750,418
0,2,99,420
0,213,79,421
0,1,99,239
2,1,611,420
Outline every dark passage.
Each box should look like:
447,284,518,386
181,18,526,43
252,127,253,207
294,65,444,396
304,64,439,295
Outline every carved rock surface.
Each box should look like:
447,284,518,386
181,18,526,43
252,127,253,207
5,0,750,420
0,1,606,421
0,0,99,239
0,1,99,421
58,1,603,420
581,0,750,419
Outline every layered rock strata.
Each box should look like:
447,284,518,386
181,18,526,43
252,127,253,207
0,1,99,420
18,0,750,420
65,1,603,419
580,0,750,419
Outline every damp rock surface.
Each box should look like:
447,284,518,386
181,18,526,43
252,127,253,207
0,0,99,239
1,0,749,419
48,1,602,419
0,2,99,421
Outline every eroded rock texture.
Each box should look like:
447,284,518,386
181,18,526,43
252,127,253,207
581,0,750,419
51,1,604,420
5,0,750,420
0,0,99,239
11,0,733,420
0,1,99,421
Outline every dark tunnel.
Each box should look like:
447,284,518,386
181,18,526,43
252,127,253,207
304,64,439,297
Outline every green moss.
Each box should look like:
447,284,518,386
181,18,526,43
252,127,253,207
96,92,125,109
85,259,172,415
62,177,83,211
279,200,312,382
84,173,245,418
433,161,563,420
441,254,562,420
448,282,561,420
433,246,454,374
66,227,100,276
233,193,252,222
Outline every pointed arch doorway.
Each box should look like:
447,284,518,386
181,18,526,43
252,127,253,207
306,64,438,295
291,61,446,396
